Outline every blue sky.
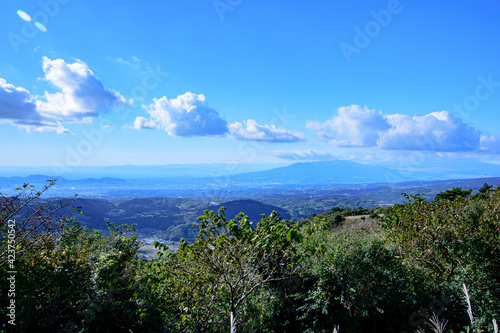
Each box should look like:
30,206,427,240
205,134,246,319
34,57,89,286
1,0,500,174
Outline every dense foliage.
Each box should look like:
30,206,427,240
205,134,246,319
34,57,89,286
383,186,500,330
1,182,499,332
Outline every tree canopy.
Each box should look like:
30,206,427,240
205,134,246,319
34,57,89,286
1,182,499,332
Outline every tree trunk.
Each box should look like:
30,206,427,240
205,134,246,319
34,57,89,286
230,311,236,333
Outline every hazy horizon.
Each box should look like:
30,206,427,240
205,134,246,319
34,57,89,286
1,158,500,182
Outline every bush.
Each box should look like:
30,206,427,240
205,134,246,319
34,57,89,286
295,221,418,332
383,190,500,330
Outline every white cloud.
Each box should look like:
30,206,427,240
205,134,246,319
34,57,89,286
36,57,126,122
17,122,71,134
0,78,41,122
0,78,70,133
379,111,481,151
229,119,306,142
130,116,158,130
306,105,389,147
133,93,305,142
139,92,228,137
109,56,133,67
1,57,126,133
307,105,483,152
480,134,500,154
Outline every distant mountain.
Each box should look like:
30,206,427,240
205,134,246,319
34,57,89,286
73,177,128,184
235,160,398,184
0,163,287,179
0,175,127,187
233,159,500,184
0,175,63,188
2,160,500,199
2,160,499,186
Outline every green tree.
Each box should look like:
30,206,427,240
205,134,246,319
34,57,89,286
383,191,500,329
141,208,303,332
0,180,71,267
296,218,417,332
475,183,494,199
1,182,153,331
1,219,150,332
435,187,472,201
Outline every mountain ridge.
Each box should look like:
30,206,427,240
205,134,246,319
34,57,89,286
235,160,400,183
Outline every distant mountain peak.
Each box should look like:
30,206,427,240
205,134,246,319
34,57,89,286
236,160,393,184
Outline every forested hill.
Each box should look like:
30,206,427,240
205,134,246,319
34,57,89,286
38,197,291,241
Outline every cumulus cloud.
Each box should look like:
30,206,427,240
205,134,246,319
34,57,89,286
229,119,306,142
130,116,158,130
137,92,229,137
306,105,390,147
133,94,304,142
0,57,125,133
0,78,41,122
0,78,69,133
36,57,126,122
380,111,481,151
307,105,485,152
139,92,228,137
271,149,336,160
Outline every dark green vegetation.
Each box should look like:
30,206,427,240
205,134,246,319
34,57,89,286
57,197,290,242
1,182,499,332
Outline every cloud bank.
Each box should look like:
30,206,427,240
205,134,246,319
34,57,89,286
307,105,487,152
134,93,305,142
